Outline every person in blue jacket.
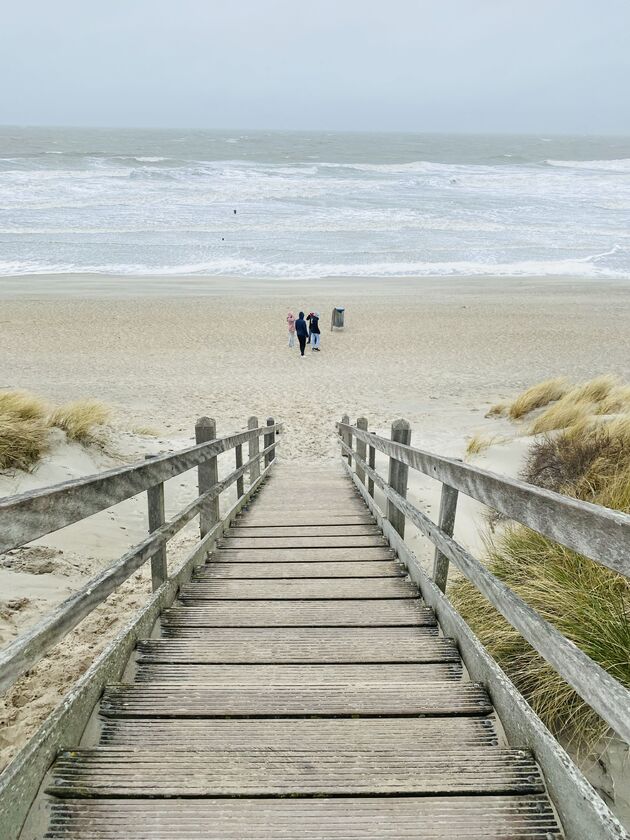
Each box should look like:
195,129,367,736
295,312,309,357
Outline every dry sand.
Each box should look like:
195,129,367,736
1,273,629,775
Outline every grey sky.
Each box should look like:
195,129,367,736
1,0,629,133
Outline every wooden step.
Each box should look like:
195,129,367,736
194,561,404,579
136,627,458,664
179,578,416,600
228,525,381,537
133,662,462,684
45,796,564,839
100,681,489,717
47,748,543,798
209,546,395,561
161,599,434,627
99,716,494,748
220,535,388,549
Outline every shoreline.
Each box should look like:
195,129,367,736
1,272,629,299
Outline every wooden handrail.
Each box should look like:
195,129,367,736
339,437,630,745
0,418,281,695
337,422,630,579
0,422,283,555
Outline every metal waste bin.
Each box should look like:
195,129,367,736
331,306,345,331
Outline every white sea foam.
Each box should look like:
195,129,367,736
1,133,629,280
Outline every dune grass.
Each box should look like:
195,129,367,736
452,406,630,749
49,400,111,443
0,416,50,471
507,377,569,420
0,390,48,422
529,397,595,435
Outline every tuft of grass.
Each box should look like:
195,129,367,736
486,402,508,418
529,398,594,435
594,384,630,416
466,433,502,457
451,528,630,749
0,415,50,471
0,390,48,422
507,378,568,420
131,425,159,437
568,374,618,405
49,400,111,443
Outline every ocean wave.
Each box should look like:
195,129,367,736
545,158,630,173
1,256,627,280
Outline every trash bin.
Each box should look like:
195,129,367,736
331,306,345,331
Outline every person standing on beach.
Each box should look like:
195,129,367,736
306,311,314,344
287,311,296,348
310,311,321,351
295,311,309,357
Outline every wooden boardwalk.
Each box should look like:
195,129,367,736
43,463,563,838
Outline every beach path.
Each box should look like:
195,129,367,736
43,463,562,838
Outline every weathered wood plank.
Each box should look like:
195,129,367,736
208,546,395,562
99,716,491,748
195,561,404,578
132,662,460,684
220,535,387,548
178,578,417,600
161,599,433,627
101,681,489,717
47,747,543,797
45,796,564,839
135,628,459,664
228,525,381,537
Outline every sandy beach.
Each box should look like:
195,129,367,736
1,273,630,773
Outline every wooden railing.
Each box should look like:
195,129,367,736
337,416,630,747
0,416,282,694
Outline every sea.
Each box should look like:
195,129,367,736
1,127,629,279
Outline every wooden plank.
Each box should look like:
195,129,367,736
220,535,387,548
135,628,459,664
209,547,395,562
340,422,630,578
133,662,461,684
47,747,543,797
161,599,434,627
100,682,490,718
99,716,493,748
228,526,381,537
45,796,564,839
194,561,404,578
179,578,417,600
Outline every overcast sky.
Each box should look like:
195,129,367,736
1,0,629,133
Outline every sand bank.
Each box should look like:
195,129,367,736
0,273,629,773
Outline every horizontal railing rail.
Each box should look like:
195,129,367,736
339,422,630,578
337,418,630,747
0,416,282,694
0,422,282,555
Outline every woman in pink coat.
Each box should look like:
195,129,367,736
286,312,296,348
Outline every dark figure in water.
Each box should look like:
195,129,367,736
295,311,309,357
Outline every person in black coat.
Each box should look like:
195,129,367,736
294,312,309,356
309,312,321,351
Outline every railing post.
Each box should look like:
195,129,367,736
432,482,459,592
355,417,368,484
195,416,219,538
145,454,167,591
235,443,244,499
368,433,376,498
264,416,275,467
248,416,260,484
387,418,411,538
341,413,352,464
